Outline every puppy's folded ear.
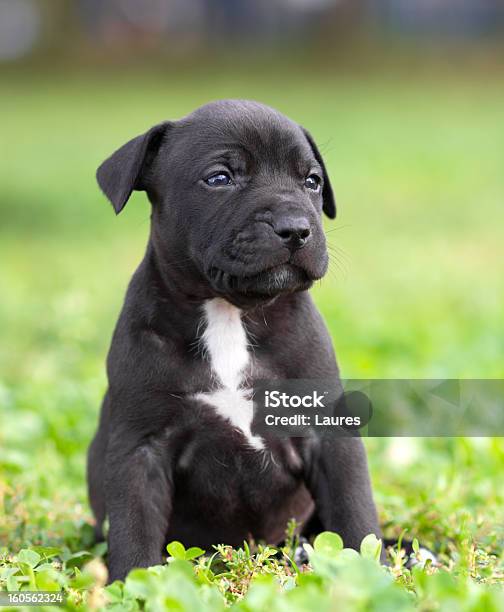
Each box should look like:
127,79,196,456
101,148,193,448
302,128,336,219
96,122,171,214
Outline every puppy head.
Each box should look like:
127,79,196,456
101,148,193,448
97,100,336,307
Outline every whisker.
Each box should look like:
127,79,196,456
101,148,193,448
326,243,351,265
325,251,350,280
324,224,352,234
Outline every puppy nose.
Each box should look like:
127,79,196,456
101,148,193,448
274,216,311,250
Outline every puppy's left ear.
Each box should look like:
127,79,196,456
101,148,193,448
302,128,336,219
96,121,171,214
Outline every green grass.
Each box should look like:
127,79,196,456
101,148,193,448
0,62,503,609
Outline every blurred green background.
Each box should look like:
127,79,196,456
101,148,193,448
0,0,503,592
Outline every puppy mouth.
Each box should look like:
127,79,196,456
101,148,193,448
207,263,313,300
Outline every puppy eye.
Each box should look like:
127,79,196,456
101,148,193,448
305,174,321,192
205,172,233,187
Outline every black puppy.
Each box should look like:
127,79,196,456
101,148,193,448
88,100,381,582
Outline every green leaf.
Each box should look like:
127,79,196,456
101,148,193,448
0,567,19,580
17,549,41,568
302,542,315,558
6,573,20,591
124,568,157,599
313,532,344,557
185,547,205,561
360,534,382,562
412,538,420,555
70,571,96,590
31,546,61,559
92,541,108,557
34,563,57,572
35,569,60,591
338,548,360,561
104,581,124,604
65,551,94,568
167,541,186,560
167,559,197,579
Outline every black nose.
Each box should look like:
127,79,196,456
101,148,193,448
274,216,311,250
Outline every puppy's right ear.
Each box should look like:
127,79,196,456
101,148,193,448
96,122,170,214
302,128,336,220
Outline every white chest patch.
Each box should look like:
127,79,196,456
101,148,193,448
194,298,263,450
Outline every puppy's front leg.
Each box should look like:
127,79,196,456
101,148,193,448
105,436,172,583
304,436,382,553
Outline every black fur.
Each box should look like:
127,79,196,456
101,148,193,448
88,100,381,582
